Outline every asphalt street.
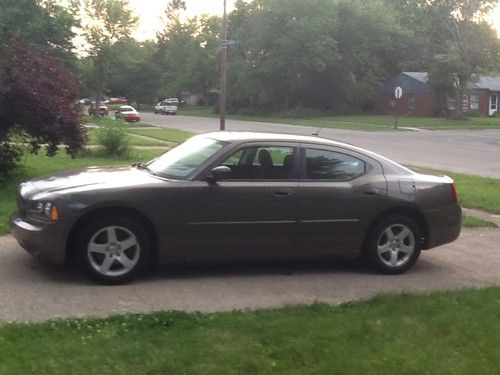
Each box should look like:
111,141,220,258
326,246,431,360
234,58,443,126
1,228,499,322
140,112,500,178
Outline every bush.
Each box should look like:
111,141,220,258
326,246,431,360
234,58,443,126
0,141,23,182
95,125,130,157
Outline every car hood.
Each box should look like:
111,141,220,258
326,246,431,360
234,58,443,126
21,166,162,197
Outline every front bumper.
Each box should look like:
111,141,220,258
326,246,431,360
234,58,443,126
423,203,462,249
10,213,68,264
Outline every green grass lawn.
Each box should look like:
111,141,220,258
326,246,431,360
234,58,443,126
178,106,500,131
449,172,500,214
126,127,193,143
462,215,498,228
83,115,150,128
86,128,169,147
411,168,500,215
1,152,499,234
1,287,499,373
0,149,164,235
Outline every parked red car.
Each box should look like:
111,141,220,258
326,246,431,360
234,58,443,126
115,105,140,122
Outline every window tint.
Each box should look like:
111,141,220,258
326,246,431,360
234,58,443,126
305,148,365,181
220,146,295,180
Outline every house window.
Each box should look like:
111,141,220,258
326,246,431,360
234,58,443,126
408,95,415,112
470,94,480,111
448,97,456,111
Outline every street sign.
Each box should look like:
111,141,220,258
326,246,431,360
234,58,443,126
394,86,403,99
394,86,402,129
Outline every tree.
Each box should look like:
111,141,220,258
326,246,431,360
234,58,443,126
104,39,162,104
0,0,77,69
157,15,221,104
226,0,410,113
75,0,138,111
423,0,500,117
0,38,85,180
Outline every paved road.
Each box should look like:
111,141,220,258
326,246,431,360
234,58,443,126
141,113,500,178
1,228,499,322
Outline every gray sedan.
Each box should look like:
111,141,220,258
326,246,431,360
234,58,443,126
11,132,461,283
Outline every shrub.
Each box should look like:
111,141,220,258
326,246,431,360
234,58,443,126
95,125,130,157
0,141,23,182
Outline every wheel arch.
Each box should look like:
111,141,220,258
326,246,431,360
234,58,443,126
362,207,429,252
66,206,159,264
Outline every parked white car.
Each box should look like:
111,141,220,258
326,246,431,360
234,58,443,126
154,101,177,115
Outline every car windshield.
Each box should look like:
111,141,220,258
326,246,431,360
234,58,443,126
146,136,225,179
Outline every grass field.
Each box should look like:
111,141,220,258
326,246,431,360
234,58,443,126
178,106,500,131
462,215,498,228
125,127,193,143
1,287,499,373
86,128,169,147
411,168,500,215
1,124,498,234
0,149,165,235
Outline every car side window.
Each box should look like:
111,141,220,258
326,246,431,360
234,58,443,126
221,146,295,180
304,148,365,181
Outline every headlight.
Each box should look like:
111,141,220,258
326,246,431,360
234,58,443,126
28,201,59,222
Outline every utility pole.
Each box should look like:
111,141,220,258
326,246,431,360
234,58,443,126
219,0,228,131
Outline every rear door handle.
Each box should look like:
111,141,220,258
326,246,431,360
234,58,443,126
274,191,293,197
363,190,378,196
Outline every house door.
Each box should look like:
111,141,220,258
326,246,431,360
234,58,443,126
490,93,498,116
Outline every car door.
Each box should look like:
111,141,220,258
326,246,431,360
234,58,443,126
295,144,387,255
181,142,300,260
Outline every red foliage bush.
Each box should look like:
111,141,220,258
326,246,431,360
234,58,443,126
0,38,86,157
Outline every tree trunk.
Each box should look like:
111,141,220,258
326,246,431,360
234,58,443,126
452,86,466,119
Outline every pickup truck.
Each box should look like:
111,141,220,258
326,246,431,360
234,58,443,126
154,101,178,115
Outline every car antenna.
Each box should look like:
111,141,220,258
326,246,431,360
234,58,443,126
312,124,326,136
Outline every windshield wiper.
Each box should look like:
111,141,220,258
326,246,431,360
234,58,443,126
133,162,164,177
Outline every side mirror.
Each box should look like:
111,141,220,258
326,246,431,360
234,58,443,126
207,165,231,184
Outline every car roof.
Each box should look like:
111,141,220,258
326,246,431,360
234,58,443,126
203,131,357,148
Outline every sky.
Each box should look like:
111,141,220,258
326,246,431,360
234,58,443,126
129,0,237,41
112,0,500,41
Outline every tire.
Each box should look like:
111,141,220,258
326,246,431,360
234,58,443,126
77,216,151,284
364,215,421,274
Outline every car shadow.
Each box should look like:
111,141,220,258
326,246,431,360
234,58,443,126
141,255,371,283
19,254,374,285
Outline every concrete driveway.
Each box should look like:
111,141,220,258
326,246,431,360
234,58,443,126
140,113,500,178
1,228,499,322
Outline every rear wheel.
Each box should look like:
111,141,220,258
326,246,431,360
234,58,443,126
364,215,421,274
77,216,151,284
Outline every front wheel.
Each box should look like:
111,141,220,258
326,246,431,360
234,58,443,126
77,216,151,284
364,215,421,274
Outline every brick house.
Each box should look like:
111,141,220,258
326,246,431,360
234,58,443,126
471,76,500,117
376,72,500,117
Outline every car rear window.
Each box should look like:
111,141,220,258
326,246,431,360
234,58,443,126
304,148,365,181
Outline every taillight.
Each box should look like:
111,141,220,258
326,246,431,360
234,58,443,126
450,182,459,203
